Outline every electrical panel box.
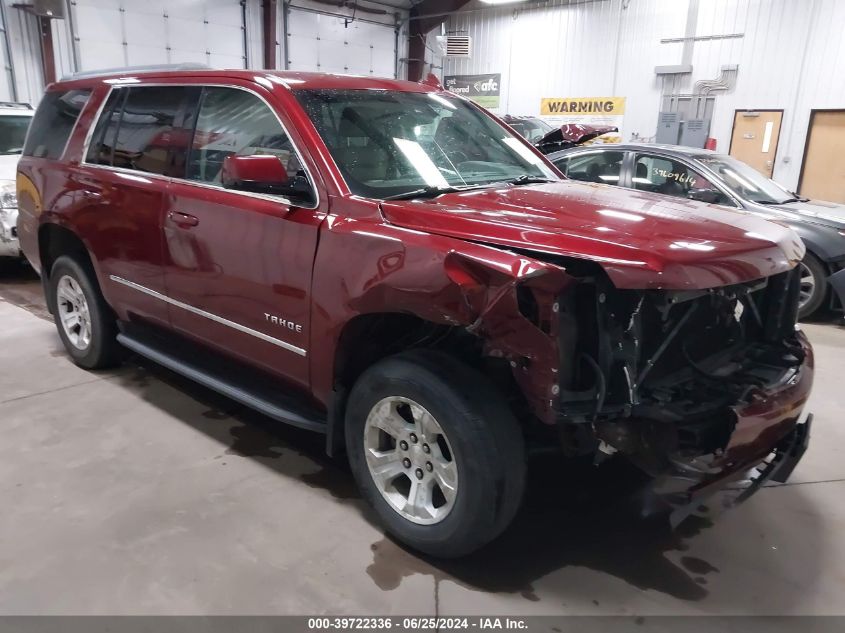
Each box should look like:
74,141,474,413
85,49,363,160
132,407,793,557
656,112,680,144
680,119,710,148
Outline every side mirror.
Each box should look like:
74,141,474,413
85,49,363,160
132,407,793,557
687,188,720,204
222,154,312,203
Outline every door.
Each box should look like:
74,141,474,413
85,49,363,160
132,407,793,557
163,85,322,389
799,110,845,203
729,110,783,178
286,8,397,77
78,85,189,328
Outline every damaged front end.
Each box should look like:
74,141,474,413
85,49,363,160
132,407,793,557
544,263,813,520
448,250,813,518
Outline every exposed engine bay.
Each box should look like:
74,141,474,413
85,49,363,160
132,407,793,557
542,263,811,504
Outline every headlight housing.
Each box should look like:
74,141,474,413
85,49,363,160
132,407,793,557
0,181,17,210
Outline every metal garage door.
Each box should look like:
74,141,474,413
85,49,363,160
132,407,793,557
286,9,396,78
70,0,245,70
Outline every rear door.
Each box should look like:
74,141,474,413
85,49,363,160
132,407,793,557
74,85,190,327
162,84,323,390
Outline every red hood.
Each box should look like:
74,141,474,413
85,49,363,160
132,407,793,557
380,181,804,290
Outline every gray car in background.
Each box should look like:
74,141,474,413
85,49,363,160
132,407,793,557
548,143,845,318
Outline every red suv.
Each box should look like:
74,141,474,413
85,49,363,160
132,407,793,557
17,69,813,557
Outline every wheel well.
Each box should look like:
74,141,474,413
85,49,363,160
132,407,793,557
326,312,529,456
333,313,463,391
39,224,92,279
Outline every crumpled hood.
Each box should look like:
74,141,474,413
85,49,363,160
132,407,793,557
380,180,805,290
536,124,618,154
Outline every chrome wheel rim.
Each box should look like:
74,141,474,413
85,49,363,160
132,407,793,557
363,396,458,525
798,262,816,310
56,275,92,350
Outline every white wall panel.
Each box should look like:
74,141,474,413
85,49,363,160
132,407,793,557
286,7,397,77
69,0,246,71
434,0,845,190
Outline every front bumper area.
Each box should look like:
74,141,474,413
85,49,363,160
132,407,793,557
655,330,814,527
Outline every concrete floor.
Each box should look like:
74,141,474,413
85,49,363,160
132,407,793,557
1,261,844,616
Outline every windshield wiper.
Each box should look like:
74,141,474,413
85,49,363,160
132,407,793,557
384,185,471,201
506,175,556,186
757,197,807,205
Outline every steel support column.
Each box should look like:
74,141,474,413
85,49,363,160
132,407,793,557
263,0,278,69
407,0,470,82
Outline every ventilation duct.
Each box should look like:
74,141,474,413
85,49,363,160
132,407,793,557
436,35,471,58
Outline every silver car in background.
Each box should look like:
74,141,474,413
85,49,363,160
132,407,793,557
548,143,845,318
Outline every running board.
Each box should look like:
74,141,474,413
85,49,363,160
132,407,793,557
116,332,326,433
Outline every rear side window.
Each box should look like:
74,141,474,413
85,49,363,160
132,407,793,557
23,89,91,159
111,86,187,175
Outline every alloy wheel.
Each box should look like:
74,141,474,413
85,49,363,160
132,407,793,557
56,275,92,350
363,396,458,525
798,261,817,311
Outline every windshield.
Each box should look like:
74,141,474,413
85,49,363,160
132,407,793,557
0,115,32,154
507,118,554,143
697,155,795,204
294,89,558,199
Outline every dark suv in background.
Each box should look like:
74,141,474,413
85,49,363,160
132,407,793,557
17,69,813,557
550,143,845,318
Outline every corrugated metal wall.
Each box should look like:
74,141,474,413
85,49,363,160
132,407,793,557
433,0,845,190
0,0,263,105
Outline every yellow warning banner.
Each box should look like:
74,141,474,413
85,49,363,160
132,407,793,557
540,97,626,116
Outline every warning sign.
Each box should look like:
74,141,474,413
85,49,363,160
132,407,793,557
540,97,626,130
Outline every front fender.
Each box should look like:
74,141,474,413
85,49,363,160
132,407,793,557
309,211,575,424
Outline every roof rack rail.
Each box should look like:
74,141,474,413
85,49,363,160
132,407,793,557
0,101,33,109
60,63,212,82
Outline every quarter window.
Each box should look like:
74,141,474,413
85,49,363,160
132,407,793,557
23,89,91,159
187,87,304,186
557,151,624,184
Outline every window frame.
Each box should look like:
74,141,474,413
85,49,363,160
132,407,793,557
80,82,320,211
631,151,742,208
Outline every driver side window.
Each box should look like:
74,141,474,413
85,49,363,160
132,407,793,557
187,87,303,186
555,151,624,185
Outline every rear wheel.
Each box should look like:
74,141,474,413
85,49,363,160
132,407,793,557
49,255,122,369
797,252,827,319
345,350,525,558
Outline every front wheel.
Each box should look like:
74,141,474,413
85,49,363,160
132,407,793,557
49,255,122,369
797,252,828,320
345,350,525,558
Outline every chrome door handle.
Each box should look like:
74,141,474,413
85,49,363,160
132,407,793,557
169,211,199,228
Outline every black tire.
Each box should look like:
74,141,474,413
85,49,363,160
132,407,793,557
345,350,525,558
797,252,828,320
49,255,122,369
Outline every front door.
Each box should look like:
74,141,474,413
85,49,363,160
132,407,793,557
729,109,783,178
162,85,322,390
799,110,845,203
